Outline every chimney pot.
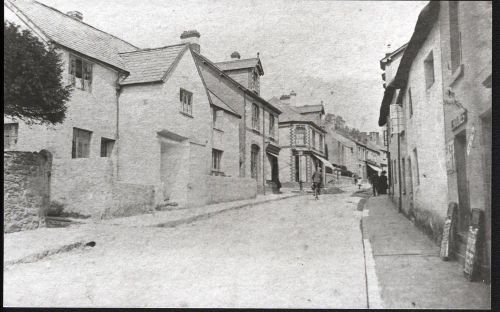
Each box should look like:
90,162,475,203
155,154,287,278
180,30,201,53
231,51,241,60
67,11,83,21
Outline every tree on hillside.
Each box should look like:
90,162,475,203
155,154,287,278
4,21,72,125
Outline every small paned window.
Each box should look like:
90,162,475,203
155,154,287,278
180,88,193,116
295,126,306,145
312,130,316,149
69,55,92,91
4,123,19,149
72,128,92,158
252,103,260,130
212,149,223,172
319,134,323,151
100,138,115,157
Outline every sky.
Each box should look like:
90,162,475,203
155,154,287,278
36,0,428,132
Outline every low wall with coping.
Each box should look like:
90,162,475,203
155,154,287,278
206,176,257,204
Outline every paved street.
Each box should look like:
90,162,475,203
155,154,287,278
4,192,367,308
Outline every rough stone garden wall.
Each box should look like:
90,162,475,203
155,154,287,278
4,151,51,233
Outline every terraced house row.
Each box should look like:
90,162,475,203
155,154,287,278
4,0,282,220
378,1,491,281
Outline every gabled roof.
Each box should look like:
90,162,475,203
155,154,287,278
6,0,138,71
379,43,408,70
119,44,188,85
215,58,264,75
293,104,325,115
378,1,440,126
193,51,281,114
268,97,324,132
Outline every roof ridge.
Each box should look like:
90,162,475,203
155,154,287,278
29,0,139,50
214,57,259,64
119,43,187,55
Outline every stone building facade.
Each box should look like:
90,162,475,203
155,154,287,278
268,94,330,188
378,1,491,281
4,0,258,220
193,51,282,194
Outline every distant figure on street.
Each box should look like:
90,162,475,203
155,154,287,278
357,177,362,189
369,172,379,196
353,175,358,185
378,171,388,194
312,167,322,200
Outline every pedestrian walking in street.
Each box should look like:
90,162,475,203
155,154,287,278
312,167,322,200
369,172,379,196
378,171,388,195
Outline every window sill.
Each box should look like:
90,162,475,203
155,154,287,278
213,127,224,133
251,128,261,135
449,64,464,87
179,111,194,118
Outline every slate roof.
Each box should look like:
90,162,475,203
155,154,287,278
6,0,138,71
119,44,188,85
293,104,325,114
268,97,324,131
215,58,264,75
207,90,240,117
193,52,280,114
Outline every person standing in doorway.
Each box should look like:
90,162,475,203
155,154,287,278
312,167,322,200
378,171,388,195
369,172,379,196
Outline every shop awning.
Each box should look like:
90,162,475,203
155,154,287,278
312,154,335,170
368,163,382,173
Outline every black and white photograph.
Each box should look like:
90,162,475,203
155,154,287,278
3,0,492,308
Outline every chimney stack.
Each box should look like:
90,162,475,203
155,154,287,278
180,30,201,53
231,51,241,60
67,11,83,21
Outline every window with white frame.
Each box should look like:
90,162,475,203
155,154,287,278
252,103,260,130
180,88,193,116
4,123,18,150
72,128,92,158
69,54,92,91
295,126,305,145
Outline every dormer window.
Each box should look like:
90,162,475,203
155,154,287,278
69,54,92,91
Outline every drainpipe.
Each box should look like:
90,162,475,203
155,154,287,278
397,132,402,213
262,107,266,195
115,73,123,180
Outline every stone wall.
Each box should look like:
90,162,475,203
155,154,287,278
4,151,51,233
102,182,155,218
206,176,257,204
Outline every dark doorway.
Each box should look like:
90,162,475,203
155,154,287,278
295,155,300,182
454,130,470,234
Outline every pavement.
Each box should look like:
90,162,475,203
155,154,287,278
4,190,366,308
4,192,298,267
362,195,491,309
